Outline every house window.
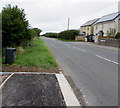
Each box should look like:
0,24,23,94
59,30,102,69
96,25,97,30
102,24,104,29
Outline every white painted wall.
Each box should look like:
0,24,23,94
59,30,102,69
94,20,117,36
115,15,120,33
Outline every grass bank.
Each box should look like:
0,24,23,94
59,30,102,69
14,38,57,69
3,38,57,69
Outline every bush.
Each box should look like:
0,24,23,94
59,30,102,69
115,32,120,39
59,30,79,40
2,4,34,48
44,32,59,38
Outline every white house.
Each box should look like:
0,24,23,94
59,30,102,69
80,18,99,36
94,12,120,37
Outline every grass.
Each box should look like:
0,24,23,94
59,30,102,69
13,38,57,69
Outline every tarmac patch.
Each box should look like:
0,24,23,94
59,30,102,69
2,74,66,107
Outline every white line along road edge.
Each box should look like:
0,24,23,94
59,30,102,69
0,73,14,89
56,73,80,106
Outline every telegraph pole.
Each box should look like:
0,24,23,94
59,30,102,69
67,18,70,30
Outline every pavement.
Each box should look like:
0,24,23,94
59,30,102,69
0,72,80,107
42,37,118,106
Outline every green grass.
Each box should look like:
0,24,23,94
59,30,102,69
14,38,57,69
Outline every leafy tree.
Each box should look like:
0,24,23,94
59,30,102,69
2,4,33,48
43,32,59,38
32,28,42,37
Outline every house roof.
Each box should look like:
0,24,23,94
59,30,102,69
95,12,120,24
81,18,99,27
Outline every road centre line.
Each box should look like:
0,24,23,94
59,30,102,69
95,54,119,65
73,47,87,52
57,41,87,52
56,40,118,65
0,73,14,89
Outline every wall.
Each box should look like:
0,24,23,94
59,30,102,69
93,21,116,36
75,36,85,41
115,15,120,33
97,38,120,47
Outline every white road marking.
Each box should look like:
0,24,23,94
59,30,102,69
73,47,87,52
95,55,119,65
56,73,80,106
57,40,87,53
58,42,62,43
0,73,14,89
56,40,118,65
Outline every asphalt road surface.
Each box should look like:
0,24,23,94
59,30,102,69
2,74,66,107
42,37,118,106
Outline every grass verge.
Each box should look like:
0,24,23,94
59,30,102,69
3,38,57,69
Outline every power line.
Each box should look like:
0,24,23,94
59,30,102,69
80,2,118,17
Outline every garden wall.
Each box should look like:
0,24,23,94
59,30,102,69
97,38,120,47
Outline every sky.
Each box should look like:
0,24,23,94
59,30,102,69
0,0,120,34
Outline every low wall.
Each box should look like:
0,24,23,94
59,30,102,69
75,36,85,41
97,38,120,47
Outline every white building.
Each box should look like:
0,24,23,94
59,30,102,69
94,12,120,37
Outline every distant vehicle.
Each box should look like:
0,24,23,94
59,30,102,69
86,35,94,42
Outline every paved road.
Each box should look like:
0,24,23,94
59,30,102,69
42,37,118,106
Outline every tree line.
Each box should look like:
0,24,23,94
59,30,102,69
42,30,79,40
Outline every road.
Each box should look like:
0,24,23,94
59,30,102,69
42,37,118,106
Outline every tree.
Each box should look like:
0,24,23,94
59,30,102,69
43,32,59,38
32,28,42,37
59,30,79,40
115,32,120,39
2,4,33,48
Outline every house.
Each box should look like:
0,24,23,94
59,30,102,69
80,18,99,36
94,12,120,37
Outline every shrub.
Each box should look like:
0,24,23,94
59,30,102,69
59,30,79,40
44,32,59,38
2,4,34,48
115,32,120,39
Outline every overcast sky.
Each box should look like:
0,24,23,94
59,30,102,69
0,0,119,34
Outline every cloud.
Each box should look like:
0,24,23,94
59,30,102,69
0,0,119,34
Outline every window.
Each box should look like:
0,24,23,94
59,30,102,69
102,24,104,29
96,25,97,30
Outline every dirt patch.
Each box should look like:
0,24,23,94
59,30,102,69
2,65,59,73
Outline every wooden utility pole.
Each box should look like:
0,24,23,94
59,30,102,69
67,18,70,30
